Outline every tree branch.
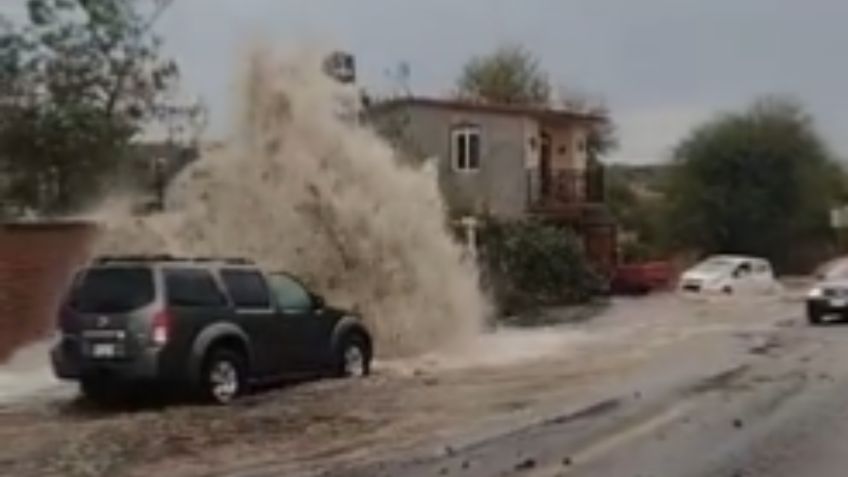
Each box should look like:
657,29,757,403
103,0,175,118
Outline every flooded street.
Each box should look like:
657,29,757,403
0,342,71,406
0,292,807,477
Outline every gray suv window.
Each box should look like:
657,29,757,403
268,273,312,312
164,268,227,308
69,267,154,313
221,269,271,309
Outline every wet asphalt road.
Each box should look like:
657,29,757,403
312,296,848,477
4,292,846,477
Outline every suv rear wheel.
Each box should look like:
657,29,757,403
201,349,245,404
336,334,371,378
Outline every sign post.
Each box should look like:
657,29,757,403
830,206,848,251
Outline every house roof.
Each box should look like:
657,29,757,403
368,96,605,125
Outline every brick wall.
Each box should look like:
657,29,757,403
0,221,97,363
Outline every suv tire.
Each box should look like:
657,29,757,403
200,348,245,404
808,312,824,326
335,334,371,378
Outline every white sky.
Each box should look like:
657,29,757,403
6,0,848,164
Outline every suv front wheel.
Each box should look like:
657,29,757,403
201,349,245,404
335,334,371,378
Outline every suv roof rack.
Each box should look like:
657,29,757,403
94,255,255,265
191,257,255,265
95,254,176,263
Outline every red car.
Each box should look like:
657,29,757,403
612,261,676,294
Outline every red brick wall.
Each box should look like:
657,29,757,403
0,221,97,363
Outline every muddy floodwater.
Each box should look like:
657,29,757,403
0,293,801,477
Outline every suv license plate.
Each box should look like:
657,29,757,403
830,298,847,308
91,343,116,358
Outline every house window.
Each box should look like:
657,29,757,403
452,126,481,172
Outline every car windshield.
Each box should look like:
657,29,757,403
68,267,155,314
692,258,737,274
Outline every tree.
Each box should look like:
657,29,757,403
0,0,183,215
606,164,669,261
666,97,847,271
456,44,551,106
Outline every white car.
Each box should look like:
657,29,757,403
678,255,779,295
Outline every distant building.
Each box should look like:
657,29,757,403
367,97,617,271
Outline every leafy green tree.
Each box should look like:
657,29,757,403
666,97,847,270
456,44,551,106
0,0,181,215
586,105,617,162
606,165,668,261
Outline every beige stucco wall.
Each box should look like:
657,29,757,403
370,104,597,218
371,105,535,218
543,124,590,171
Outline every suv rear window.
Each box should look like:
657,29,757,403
220,269,271,309
69,267,154,313
164,268,227,308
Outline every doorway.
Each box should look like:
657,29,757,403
539,132,552,197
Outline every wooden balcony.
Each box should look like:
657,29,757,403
529,167,606,221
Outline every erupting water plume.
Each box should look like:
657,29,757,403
95,48,489,357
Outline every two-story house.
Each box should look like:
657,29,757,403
367,97,617,271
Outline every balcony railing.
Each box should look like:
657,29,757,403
531,167,605,214
528,167,605,217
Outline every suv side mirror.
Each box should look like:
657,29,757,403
311,294,325,310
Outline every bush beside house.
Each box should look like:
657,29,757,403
478,219,604,316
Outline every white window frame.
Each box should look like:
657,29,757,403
451,126,481,172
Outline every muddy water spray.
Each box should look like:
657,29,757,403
95,50,488,356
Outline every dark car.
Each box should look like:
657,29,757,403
50,255,373,404
806,257,848,325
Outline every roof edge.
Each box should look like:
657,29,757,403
367,96,607,123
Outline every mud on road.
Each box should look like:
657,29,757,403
0,294,802,477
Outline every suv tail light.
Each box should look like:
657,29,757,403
152,309,171,345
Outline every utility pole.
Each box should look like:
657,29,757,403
153,156,167,212
830,206,848,252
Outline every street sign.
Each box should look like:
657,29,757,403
830,206,848,229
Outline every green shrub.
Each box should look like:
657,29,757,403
479,219,604,313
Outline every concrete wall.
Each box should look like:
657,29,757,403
0,222,97,363
373,105,534,218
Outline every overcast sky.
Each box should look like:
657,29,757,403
8,0,848,163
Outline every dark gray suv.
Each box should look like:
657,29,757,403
51,255,373,404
